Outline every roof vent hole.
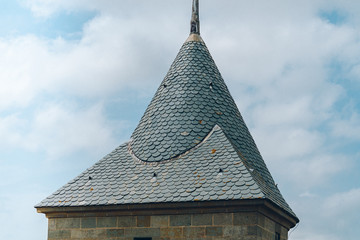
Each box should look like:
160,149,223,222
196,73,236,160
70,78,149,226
163,84,167,88
209,82,213,90
151,173,157,183
89,176,92,180
219,168,223,173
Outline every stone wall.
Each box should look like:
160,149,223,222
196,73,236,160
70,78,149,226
48,212,288,240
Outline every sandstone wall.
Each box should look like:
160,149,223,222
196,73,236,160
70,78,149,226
48,212,288,240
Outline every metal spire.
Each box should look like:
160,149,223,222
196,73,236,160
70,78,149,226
190,0,200,35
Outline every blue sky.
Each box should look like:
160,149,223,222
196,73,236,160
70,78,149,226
0,0,95,39
0,0,359,239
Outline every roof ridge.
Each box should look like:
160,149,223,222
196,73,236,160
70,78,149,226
229,143,297,218
203,121,298,218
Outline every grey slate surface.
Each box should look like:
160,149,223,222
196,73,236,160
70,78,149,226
36,37,297,219
36,126,265,207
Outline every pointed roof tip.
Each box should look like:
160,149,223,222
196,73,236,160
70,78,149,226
190,0,200,35
186,33,204,43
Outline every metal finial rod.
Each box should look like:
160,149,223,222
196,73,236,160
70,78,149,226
190,0,200,34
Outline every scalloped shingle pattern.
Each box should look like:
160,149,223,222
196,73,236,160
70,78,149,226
131,40,276,199
36,127,264,207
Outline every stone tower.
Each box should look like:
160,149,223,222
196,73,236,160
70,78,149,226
36,1,299,239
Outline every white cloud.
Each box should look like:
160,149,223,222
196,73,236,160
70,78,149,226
22,0,188,19
250,97,320,128
0,114,25,148
0,6,198,111
0,102,120,159
0,36,49,109
49,14,177,97
299,191,317,198
0,191,47,239
291,231,341,240
289,188,360,240
324,188,360,216
331,113,360,140
23,103,119,159
288,154,348,188
253,127,323,161
21,0,97,17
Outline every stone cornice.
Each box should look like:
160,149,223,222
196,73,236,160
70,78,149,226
36,199,298,229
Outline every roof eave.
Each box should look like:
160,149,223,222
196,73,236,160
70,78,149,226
36,198,298,229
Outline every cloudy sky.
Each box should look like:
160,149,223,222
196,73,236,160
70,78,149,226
0,0,359,239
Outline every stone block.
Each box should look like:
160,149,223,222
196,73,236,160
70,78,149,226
151,215,169,227
48,229,71,239
137,216,150,227
106,228,125,238
281,225,288,237
97,217,117,228
192,214,212,226
206,226,223,236
56,218,80,229
118,216,136,227
223,226,246,237
81,217,96,229
257,214,265,227
125,227,160,237
48,219,56,230
247,225,262,237
243,237,257,240
233,212,258,225
275,223,281,233
71,229,107,239
160,227,183,238
214,213,233,226
264,216,275,231
170,215,191,226
183,227,205,238
261,230,274,240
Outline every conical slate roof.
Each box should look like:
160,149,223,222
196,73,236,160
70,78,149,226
130,35,279,201
36,2,298,222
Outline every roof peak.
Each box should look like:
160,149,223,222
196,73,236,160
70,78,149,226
190,0,200,35
186,33,203,43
